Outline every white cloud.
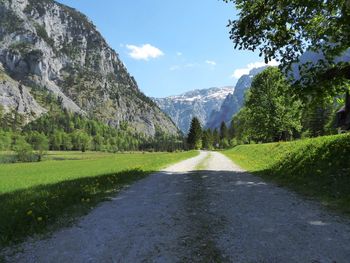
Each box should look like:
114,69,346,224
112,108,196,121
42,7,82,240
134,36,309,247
231,60,279,79
205,60,217,66
176,52,182,56
169,63,197,71
184,63,197,68
170,61,215,71
169,65,180,71
126,44,164,60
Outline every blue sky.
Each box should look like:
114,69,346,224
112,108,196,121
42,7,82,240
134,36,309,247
56,0,271,98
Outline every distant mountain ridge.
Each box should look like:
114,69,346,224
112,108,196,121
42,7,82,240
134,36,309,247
153,87,233,133
206,66,268,129
0,0,178,136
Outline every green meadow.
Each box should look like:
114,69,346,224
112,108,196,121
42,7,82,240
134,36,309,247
223,134,350,214
0,151,198,246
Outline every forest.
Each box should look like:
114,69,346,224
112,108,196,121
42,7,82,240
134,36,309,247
0,99,184,163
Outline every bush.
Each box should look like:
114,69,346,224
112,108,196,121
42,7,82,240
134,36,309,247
229,138,239,147
0,132,12,151
13,137,37,162
26,132,49,161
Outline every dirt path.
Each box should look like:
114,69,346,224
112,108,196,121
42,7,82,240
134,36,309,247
3,151,350,263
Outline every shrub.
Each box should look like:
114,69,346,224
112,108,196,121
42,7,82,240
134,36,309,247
26,132,49,161
0,132,12,151
13,137,37,162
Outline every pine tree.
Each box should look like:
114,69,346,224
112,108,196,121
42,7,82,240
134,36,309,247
219,122,229,140
213,128,220,149
202,129,214,150
187,117,202,150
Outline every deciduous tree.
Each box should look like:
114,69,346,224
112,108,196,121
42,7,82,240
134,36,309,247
243,67,302,142
224,0,350,97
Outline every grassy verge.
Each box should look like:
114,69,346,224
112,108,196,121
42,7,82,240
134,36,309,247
0,151,198,246
223,134,350,214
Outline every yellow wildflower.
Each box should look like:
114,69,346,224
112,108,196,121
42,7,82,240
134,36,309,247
27,210,33,216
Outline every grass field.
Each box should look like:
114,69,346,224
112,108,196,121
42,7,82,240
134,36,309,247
0,151,198,246
223,134,350,214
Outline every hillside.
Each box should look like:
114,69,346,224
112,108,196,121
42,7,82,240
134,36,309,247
153,86,233,133
224,134,350,214
0,0,178,136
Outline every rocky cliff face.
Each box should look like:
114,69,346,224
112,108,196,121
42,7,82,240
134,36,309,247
0,0,178,136
0,64,46,122
206,66,268,129
153,87,233,134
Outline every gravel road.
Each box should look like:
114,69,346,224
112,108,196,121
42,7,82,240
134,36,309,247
3,151,350,263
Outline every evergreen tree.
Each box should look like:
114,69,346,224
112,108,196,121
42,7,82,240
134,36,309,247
229,121,235,139
301,98,337,137
212,128,220,149
187,117,202,150
219,122,229,140
202,129,214,150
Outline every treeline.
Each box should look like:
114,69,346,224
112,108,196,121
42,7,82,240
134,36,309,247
0,106,184,162
186,67,344,149
186,117,233,150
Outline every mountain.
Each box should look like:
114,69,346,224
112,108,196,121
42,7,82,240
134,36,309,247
0,0,178,136
206,66,268,129
153,87,233,133
290,49,350,81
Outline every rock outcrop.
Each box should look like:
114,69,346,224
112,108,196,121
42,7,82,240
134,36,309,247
0,64,46,123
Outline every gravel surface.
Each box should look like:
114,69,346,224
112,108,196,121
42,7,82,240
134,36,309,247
3,151,350,263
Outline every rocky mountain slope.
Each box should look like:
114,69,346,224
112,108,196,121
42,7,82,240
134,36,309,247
153,87,233,133
206,66,268,129
290,49,350,81
0,0,178,136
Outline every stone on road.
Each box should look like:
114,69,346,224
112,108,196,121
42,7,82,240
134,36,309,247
4,151,350,263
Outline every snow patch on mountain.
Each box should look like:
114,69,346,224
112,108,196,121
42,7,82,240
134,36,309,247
153,87,233,133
